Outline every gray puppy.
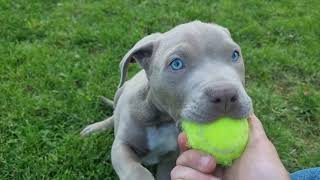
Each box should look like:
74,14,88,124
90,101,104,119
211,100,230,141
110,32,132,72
81,21,253,180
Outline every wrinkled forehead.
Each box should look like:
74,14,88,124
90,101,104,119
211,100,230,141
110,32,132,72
157,22,235,56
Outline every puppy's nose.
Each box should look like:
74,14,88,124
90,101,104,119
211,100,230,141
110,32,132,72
205,84,239,112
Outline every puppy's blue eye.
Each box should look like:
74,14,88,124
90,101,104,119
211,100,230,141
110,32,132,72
170,58,185,70
232,50,240,62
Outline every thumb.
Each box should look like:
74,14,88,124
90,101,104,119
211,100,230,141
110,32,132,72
248,114,268,144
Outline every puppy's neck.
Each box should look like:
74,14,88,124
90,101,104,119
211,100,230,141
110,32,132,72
146,88,174,124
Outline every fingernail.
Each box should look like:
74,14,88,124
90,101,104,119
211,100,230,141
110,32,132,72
200,155,212,167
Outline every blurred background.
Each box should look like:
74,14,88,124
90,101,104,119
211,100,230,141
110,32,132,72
0,0,319,179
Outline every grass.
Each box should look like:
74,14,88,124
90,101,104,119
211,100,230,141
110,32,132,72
0,0,319,179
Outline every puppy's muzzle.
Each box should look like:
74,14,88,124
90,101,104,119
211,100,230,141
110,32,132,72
204,82,240,113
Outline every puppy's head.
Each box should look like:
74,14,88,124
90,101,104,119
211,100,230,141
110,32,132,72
119,21,252,123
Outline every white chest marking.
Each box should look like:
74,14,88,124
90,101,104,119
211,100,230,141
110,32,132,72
142,123,178,165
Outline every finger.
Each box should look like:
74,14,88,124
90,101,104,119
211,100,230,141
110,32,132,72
248,114,268,143
178,132,189,152
176,149,217,174
171,165,220,180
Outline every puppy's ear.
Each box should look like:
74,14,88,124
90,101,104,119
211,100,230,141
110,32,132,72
118,33,162,88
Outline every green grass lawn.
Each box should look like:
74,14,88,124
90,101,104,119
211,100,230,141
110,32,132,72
1,0,319,179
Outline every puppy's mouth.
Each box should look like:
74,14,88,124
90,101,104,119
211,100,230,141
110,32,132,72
180,97,252,123
181,109,249,123
181,106,220,123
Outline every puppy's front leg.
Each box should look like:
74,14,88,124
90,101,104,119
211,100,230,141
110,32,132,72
112,140,154,180
156,157,176,180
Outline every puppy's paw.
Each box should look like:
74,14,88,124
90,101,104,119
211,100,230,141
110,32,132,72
80,121,106,137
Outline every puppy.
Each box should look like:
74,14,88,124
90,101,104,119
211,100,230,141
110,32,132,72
81,21,252,180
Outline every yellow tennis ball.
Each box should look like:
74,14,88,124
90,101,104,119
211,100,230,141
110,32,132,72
181,117,249,166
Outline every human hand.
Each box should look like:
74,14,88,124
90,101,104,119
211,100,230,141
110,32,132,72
171,114,290,180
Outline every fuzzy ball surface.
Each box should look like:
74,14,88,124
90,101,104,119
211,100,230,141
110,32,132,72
182,117,249,166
